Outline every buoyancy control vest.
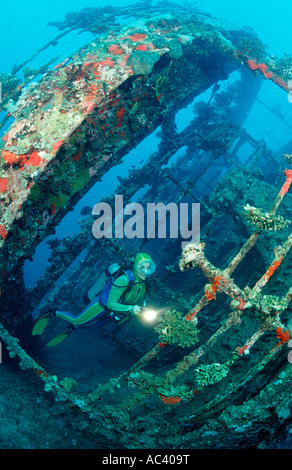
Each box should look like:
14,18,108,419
98,268,136,309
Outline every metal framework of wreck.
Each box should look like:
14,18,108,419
0,2,292,448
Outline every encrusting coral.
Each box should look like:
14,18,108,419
194,362,230,387
283,154,292,165
245,293,289,321
154,309,199,348
242,204,291,231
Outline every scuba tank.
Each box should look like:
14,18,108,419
85,263,122,303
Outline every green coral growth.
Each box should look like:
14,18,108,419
267,54,292,81
154,309,199,348
284,154,292,165
238,36,268,61
154,74,168,97
51,193,69,208
195,362,229,387
0,72,22,110
22,66,38,80
28,184,41,202
70,169,91,194
247,293,289,321
85,378,121,404
243,204,291,231
44,375,58,392
60,377,77,393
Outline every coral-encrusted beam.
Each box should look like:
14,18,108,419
252,233,292,295
180,243,247,321
245,56,291,92
271,169,292,212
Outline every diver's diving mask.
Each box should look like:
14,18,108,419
137,260,156,279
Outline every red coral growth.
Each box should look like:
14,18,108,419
236,298,246,310
52,140,64,150
0,178,8,193
205,276,222,301
72,146,83,162
205,288,215,301
84,58,114,77
258,63,272,78
186,304,203,321
109,44,124,55
116,108,125,128
247,59,272,79
247,59,258,71
34,369,49,378
128,33,148,42
276,327,290,345
279,169,292,196
159,394,182,405
284,168,292,180
25,151,41,167
271,327,291,352
237,344,248,355
50,201,57,216
2,150,28,165
81,100,96,113
264,258,284,281
0,225,8,240
135,44,148,51
2,149,42,167
98,57,115,67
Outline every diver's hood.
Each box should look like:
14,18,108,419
134,253,156,279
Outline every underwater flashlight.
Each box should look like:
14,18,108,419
137,305,158,322
142,309,157,322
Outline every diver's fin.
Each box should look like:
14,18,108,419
46,325,75,347
32,310,55,336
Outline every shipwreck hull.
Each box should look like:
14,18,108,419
0,3,292,450
0,8,266,288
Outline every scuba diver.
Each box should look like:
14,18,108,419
32,252,156,347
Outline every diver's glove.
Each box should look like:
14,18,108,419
130,305,142,315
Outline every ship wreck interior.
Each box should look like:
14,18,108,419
0,1,292,449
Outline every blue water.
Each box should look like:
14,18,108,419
1,0,291,76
